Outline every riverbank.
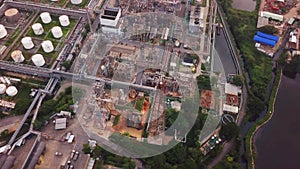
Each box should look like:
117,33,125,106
246,67,282,169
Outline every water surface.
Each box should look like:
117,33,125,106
255,75,300,169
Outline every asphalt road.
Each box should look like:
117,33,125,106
214,29,237,75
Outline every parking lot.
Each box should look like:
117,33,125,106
37,117,89,169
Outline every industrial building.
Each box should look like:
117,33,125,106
182,55,195,67
100,7,122,34
54,118,67,130
223,83,241,114
253,31,279,47
189,5,205,33
127,112,143,130
260,11,284,22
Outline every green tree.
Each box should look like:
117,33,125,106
0,129,9,138
258,25,279,35
33,120,43,130
180,158,197,169
61,61,72,70
91,145,103,159
231,75,244,86
220,122,239,141
82,143,91,154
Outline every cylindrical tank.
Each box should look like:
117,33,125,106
4,8,21,23
32,54,45,67
41,40,54,53
0,84,6,94
6,86,18,97
0,25,8,39
51,26,63,39
21,37,34,50
71,0,82,5
40,12,52,24
59,15,70,27
32,23,44,35
11,50,25,63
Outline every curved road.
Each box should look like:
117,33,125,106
207,2,248,169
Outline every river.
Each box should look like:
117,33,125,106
232,0,256,11
254,74,300,169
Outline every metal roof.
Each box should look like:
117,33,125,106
26,142,46,169
225,83,241,96
0,154,16,169
55,118,67,130
223,104,239,113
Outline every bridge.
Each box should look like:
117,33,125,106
7,76,58,149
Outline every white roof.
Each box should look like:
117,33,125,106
290,35,297,43
223,104,239,113
277,0,284,2
260,11,284,22
288,17,295,25
225,83,241,96
0,145,10,153
55,118,67,130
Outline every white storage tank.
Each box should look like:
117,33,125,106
21,37,34,50
51,26,63,39
32,23,44,35
11,50,25,63
0,24,8,39
6,86,18,97
32,54,45,67
0,84,6,94
71,0,82,5
41,40,54,53
40,12,52,24
59,15,70,27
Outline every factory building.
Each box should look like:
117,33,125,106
100,7,122,34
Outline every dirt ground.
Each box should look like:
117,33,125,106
11,135,37,169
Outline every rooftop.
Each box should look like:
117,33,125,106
225,83,241,96
55,118,67,130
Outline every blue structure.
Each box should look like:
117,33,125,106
253,35,276,47
257,31,279,42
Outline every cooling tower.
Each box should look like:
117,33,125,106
0,84,6,94
41,40,54,53
4,8,21,23
59,15,70,27
6,86,18,97
32,54,45,67
71,0,82,5
21,37,34,50
40,12,52,24
0,25,8,39
11,50,25,63
51,26,63,39
32,23,44,35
